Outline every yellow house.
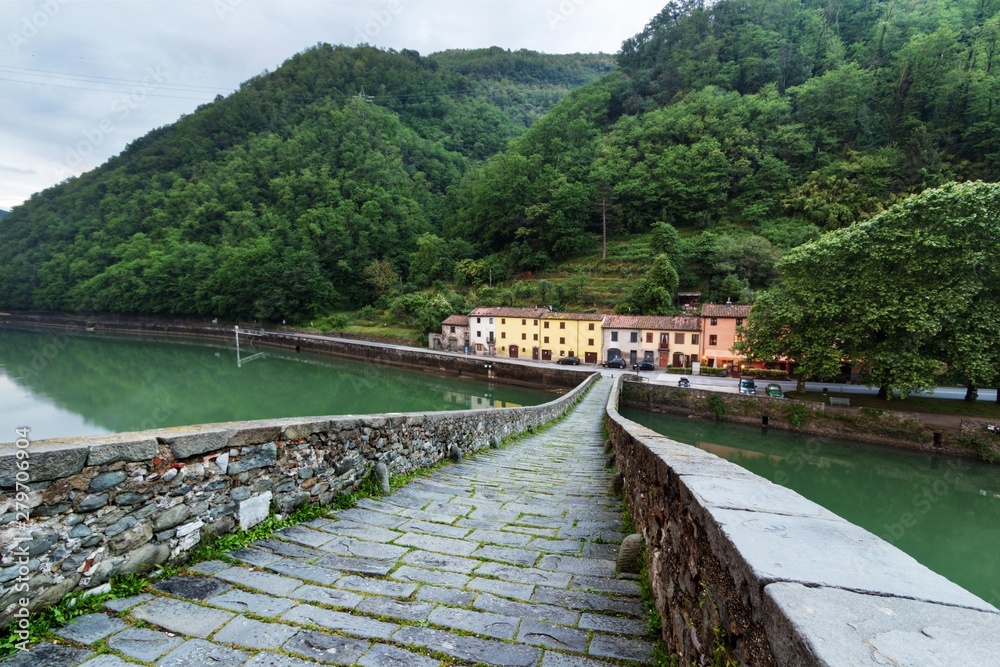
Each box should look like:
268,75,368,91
539,312,605,364
489,307,549,360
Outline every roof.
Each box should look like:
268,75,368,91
468,307,549,319
701,303,753,318
603,315,701,331
441,315,469,327
543,311,606,322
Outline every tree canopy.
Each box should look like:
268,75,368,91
738,181,1000,398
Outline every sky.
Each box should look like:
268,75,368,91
0,0,665,211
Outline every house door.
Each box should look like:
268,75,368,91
509,346,519,359
541,349,552,361
585,352,597,364
673,352,684,367
532,347,539,360
629,350,637,365
659,351,669,367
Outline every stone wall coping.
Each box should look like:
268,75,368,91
605,376,999,666
0,372,598,488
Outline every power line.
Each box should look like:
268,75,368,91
0,64,227,93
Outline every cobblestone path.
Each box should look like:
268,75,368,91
4,378,656,667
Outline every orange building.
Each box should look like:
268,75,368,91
700,301,752,371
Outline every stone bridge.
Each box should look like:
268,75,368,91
1,372,998,667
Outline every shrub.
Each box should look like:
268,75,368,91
707,394,726,421
665,366,693,374
742,368,790,379
786,403,809,427
700,367,728,376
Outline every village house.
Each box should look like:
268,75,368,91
700,300,752,371
429,314,470,353
469,307,548,357
537,312,605,363
601,315,701,368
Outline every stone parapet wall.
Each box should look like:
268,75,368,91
0,372,597,629
604,376,1000,666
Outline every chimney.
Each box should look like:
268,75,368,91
725,298,733,309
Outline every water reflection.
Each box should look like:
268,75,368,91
621,408,1000,604
0,327,551,442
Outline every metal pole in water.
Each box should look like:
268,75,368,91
235,325,240,352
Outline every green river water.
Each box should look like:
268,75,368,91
620,408,1000,605
0,327,553,443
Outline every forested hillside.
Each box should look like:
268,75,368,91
451,0,1000,300
0,45,609,319
0,210,8,221
1,0,998,325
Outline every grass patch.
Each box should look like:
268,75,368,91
787,391,1000,419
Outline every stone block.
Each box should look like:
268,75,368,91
119,543,170,575
214,566,302,596
213,615,299,649
157,428,230,459
0,642,92,667
0,441,89,487
393,625,541,667
108,520,152,555
764,582,1000,667
281,603,399,640
151,575,229,600
239,491,272,530
86,434,159,466
228,442,277,475
206,588,299,617
357,644,440,667
153,504,190,531
427,606,519,640
517,619,589,652
283,630,369,665
226,424,282,448
88,471,127,492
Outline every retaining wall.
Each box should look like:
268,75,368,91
0,371,597,629
617,380,993,459
0,312,592,391
604,376,1000,666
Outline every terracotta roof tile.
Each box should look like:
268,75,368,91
701,303,753,318
543,312,607,321
468,307,550,318
441,315,469,326
603,315,702,331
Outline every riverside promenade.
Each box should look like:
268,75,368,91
3,378,657,667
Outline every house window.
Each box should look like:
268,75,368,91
674,333,684,344
489,318,493,324
560,322,566,329
630,332,638,343
709,335,718,346
589,323,595,331
476,318,481,323
533,334,538,341
501,318,506,324
544,322,549,329
522,319,526,325
692,334,700,345
611,332,618,342
544,336,549,344
646,332,653,343
450,326,456,334
501,332,506,339
588,338,594,346
710,318,718,326
521,333,527,340
476,331,481,338
533,319,538,325
736,318,743,327
560,337,566,345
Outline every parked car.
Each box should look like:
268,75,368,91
738,377,757,394
633,361,655,371
557,356,581,365
605,357,627,369
678,377,691,388
765,383,784,398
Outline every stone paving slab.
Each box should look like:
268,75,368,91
474,592,582,626
206,588,299,617
281,603,399,640
157,638,249,667
0,643,92,667
266,558,343,586
321,535,410,561
393,625,541,667
400,549,480,573
286,583,364,609
107,627,184,662
426,606,520,640
213,615,300,649
54,613,127,645
517,619,590,652
242,653,325,667
129,596,234,638
282,630,370,665
314,553,394,576
214,567,303,596
78,656,133,667
392,532,478,556
305,518,402,543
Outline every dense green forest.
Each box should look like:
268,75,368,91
1,0,998,326
0,210,8,221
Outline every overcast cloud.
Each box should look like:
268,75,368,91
0,0,664,210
